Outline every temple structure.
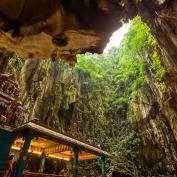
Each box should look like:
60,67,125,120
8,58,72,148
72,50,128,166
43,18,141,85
0,72,111,177
0,73,25,127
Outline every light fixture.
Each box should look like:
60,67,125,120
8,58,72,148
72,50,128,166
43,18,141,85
11,146,21,150
48,154,70,161
11,146,69,161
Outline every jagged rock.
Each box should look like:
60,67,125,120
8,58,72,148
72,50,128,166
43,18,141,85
0,0,123,63
138,0,177,74
132,81,177,172
0,0,177,175
0,0,176,67
0,30,104,65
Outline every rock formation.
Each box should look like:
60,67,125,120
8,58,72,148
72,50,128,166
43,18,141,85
0,0,177,176
0,0,121,64
130,1,177,172
0,0,176,64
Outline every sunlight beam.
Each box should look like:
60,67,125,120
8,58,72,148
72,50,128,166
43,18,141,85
103,21,132,53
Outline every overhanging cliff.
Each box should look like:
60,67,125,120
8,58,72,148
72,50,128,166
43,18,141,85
0,0,175,66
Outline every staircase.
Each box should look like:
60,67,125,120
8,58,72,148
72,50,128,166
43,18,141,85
0,129,16,177
0,160,7,176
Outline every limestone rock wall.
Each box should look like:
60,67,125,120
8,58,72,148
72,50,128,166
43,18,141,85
130,1,177,173
132,65,177,174
19,59,80,131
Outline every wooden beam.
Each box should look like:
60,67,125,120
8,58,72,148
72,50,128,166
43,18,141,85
14,133,34,177
44,145,72,154
13,141,43,153
15,122,111,158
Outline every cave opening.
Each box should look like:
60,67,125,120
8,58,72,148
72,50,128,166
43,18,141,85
103,21,132,53
0,1,177,177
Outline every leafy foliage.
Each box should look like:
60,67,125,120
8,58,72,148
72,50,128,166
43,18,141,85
107,121,141,177
75,16,167,176
151,51,166,89
4,15,169,176
7,55,25,79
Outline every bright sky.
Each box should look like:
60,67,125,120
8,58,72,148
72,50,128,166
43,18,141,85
103,21,132,53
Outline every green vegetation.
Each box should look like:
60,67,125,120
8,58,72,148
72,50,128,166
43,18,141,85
76,16,166,101
4,16,171,176
151,51,166,89
75,16,166,126
7,55,25,79
74,16,167,176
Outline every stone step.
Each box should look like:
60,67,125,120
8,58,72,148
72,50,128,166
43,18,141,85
0,160,7,176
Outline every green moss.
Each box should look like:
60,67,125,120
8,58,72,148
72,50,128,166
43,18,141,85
4,14,172,177
151,51,166,90
7,55,25,79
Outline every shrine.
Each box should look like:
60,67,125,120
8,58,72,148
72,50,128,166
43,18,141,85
0,72,111,177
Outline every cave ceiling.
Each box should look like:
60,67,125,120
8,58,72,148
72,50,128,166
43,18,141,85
0,0,173,65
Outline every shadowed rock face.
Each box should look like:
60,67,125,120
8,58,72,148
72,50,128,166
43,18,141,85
0,0,176,65
0,0,127,64
0,1,177,175
0,0,120,34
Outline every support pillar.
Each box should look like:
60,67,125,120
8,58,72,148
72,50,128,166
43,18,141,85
73,147,79,177
14,133,34,177
39,153,46,173
0,129,16,176
69,157,74,174
100,156,106,177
